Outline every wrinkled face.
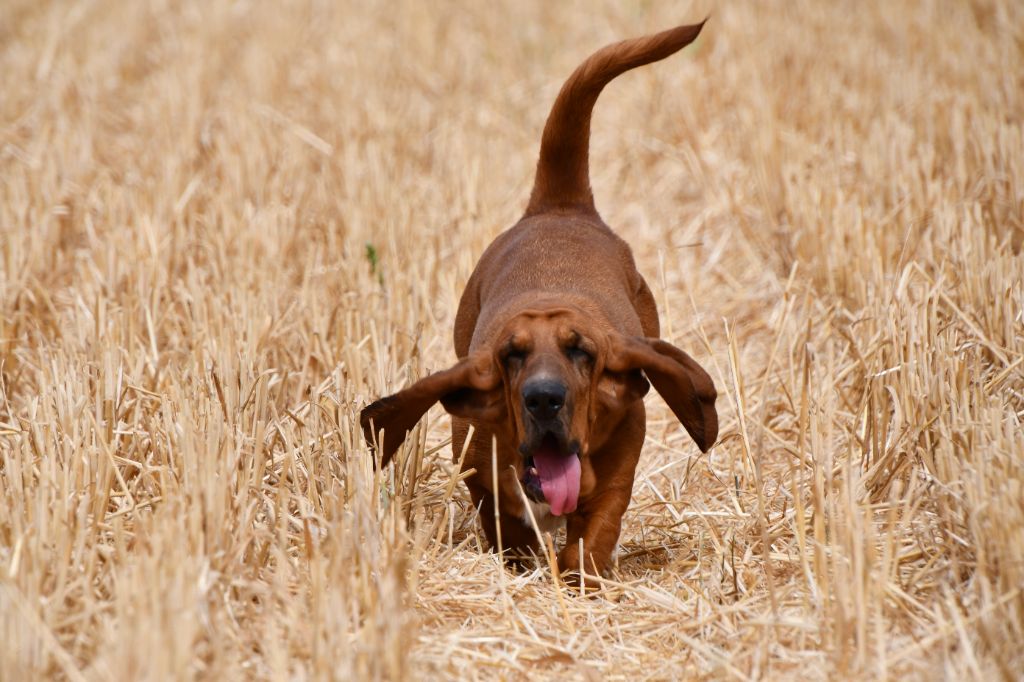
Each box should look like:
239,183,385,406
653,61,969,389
494,309,604,510
500,312,596,443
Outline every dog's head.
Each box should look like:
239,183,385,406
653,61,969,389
360,308,717,514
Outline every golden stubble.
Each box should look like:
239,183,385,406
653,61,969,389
1,0,1022,679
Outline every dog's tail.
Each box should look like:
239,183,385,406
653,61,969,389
524,21,706,217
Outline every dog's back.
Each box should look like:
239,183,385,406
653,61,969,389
454,22,706,356
455,215,653,356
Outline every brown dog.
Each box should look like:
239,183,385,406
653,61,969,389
361,21,717,579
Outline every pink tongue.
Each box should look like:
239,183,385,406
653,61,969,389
534,443,581,516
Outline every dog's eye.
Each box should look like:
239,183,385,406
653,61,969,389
566,346,592,363
504,349,527,364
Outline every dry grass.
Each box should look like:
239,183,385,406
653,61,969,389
1,0,1022,679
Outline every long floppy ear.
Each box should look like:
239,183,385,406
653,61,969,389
606,335,718,452
360,352,503,466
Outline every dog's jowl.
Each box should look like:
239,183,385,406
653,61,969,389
361,21,718,580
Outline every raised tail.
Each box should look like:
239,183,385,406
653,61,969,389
524,20,706,217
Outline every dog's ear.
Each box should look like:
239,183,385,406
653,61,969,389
360,352,503,466
605,335,718,451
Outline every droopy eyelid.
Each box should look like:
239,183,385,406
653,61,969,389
565,332,597,356
500,339,530,362
564,335,597,362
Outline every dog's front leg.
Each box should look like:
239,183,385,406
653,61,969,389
557,407,645,582
558,486,632,581
466,478,540,563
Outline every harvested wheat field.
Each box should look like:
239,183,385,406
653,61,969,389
2,0,1023,679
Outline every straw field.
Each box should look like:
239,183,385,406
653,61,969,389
2,0,1022,679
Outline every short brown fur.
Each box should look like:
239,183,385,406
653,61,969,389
361,21,717,579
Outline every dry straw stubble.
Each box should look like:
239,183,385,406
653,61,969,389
1,0,1022,679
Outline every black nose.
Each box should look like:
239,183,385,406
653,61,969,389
522,380,567,421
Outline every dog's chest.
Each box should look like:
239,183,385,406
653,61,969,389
522,500,566,534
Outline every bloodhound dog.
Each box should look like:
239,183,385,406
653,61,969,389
361,21,717,580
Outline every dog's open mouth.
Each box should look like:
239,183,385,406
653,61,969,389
521,433,581,516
